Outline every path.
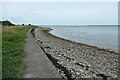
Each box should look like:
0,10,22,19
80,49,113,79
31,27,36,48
23,29,62,78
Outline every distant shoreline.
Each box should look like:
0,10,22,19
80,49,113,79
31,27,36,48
39,25,119,27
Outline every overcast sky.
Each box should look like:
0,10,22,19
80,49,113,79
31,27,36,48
1,2,118,25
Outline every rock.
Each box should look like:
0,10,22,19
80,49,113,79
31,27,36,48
76,72,80,76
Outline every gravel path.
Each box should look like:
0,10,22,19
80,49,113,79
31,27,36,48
33,28,119,79
23,29,62,78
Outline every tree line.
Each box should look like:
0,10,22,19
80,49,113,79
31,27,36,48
0,20,15,26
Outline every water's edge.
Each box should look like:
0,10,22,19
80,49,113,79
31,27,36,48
48,30,118,53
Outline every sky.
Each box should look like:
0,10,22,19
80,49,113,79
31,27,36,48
1,2,118,25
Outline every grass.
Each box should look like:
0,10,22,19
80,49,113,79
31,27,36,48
2,26,35,78
0,27,2,79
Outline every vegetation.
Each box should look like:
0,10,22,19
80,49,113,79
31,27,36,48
1,20,15,26
2,26,34,78
0,28,2,79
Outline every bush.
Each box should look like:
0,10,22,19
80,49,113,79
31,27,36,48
2,20,15,26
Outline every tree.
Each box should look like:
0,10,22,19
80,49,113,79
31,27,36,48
2,20,15,26
28,24,32,26
22,24,25,26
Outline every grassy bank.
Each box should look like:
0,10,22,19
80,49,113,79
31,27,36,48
0,27,2,79
2,26,34,78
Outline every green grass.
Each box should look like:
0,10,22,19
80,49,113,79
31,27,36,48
2,26,34,78
0,28,2,79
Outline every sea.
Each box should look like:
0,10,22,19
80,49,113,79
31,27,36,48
41,25,118,52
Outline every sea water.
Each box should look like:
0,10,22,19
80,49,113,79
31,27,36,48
43,25,118,52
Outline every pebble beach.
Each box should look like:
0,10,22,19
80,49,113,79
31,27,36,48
31,27,119,79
